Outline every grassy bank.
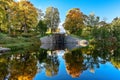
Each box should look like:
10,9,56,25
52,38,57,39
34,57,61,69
0,33,40,52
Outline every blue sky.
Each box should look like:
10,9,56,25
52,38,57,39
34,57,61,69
30,0,120,23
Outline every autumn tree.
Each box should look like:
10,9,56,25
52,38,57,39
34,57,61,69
8,1,19,35
0,0,6,32
64,8,84,35
0,0,38,35
44,7,60,33
16,1,38,33
0,0,14,33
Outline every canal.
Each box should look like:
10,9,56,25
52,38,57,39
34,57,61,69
0,41,120,80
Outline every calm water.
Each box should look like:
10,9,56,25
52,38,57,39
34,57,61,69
0,43,120,80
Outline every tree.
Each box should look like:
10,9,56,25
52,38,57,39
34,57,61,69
0,0,14,33
16,1,38,33
8,1,19,35
0,0,6,32
0,0,38,34
37,8,44,21
83,13,99,27
111,17,120,40
111,17,120,27
64,8,84,35
98,21,108,27
44,7,60,33
36,20,47,36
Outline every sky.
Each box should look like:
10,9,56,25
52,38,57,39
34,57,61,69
30,0,120,23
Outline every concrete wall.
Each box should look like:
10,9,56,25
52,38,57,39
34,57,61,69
40,34,79,44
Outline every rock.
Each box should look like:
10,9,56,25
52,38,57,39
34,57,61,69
78,40,89,47
0,47,10,53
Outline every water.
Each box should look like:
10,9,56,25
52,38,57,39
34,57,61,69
0,43,120,80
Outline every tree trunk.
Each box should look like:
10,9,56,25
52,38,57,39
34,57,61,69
0,23,1,32
23,10,27,33
24,24,27,33
8,27,11,35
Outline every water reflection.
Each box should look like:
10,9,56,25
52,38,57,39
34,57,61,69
64,49,85,78
36,49,59,77
0,59,8,80
111,48,120,70
40,43,80,50
0,41,120,80
0,52,37,80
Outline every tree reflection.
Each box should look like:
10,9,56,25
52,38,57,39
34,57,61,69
82,43,112,73
36,49,60,77
45,51,59,77
8,53,37,80
0,38,120,79
111,48,120,70
64,48,86,78
0,58,8,80
63,39,118,76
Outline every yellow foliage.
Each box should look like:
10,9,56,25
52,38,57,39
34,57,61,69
18,75,32,80
0,58,6,63
56,28,60,33
81,44,95,54
111,58,120,69
46,28,52,34
66,30,70,34
64,8,83,34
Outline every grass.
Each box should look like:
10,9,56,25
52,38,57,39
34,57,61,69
0,33,40,52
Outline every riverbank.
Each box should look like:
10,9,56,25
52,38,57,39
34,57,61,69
0,33,40,52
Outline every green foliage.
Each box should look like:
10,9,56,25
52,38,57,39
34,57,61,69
0,0,38,35
91,26,111,40
18,1,38,33
0,33,40,52
0,62,8,80
111,17,120,40
81,27,92,38
44,7,60,33
36,20,47,36
0,0,11,32
83,13,100,27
